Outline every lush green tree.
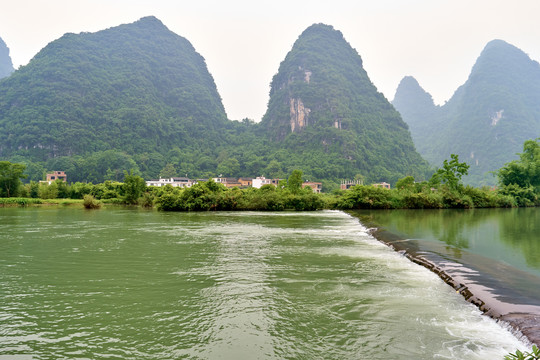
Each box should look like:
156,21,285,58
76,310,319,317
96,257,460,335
395,176,415,190
69,182,94,199
159,163,177,179
22,162,46,183
39,182,58,199
287,169,303,195
216,158,240,177
0,161,27,197
175,180,227,211
498,138,540,189
83,194,102,209
105,168,124,182
241,118,255,125
27,181,40,198
336,185,394,209
430,154,470,190
55,179,69,198
123,170,146,204
264,160,283,178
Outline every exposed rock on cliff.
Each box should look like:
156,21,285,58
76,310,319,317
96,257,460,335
393,40,540,185
260,23,429,183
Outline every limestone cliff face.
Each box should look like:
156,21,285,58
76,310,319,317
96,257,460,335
289,98,310,132
258,23,428,183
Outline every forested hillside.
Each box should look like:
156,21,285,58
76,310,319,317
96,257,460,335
392,76,441,150
0,36,14,78
260,24,430,185
0,16,229,182
0,18,430,189
393,40,540,185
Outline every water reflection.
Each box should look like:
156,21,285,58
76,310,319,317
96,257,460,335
354,208,540,273
498,208,540,269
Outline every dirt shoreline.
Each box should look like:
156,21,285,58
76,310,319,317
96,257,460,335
367,225,540,347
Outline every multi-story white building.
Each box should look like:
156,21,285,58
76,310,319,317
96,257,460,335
251,176,273,189
146,177,195,188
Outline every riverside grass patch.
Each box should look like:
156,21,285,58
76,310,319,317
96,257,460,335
0,197,43,206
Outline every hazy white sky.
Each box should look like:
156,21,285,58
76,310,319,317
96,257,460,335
1,0,539,121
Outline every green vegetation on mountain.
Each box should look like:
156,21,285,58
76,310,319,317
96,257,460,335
0,36,14,78
3,139,539,209
0,19,429,188
260,24,430,186
393,40,540,186
0,16,229,181
2,151,530,210
392,76,440,149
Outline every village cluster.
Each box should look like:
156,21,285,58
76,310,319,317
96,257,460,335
146,176,324,193
146,177,392,192
44,171,392,193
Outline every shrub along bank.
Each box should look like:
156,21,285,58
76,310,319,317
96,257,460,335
0,170,538,211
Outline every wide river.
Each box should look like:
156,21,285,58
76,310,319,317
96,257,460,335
0,207,530,359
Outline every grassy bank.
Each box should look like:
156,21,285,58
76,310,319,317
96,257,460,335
0,198,85,207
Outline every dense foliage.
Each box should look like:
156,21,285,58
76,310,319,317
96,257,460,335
260,24,430,185
3,21,540,191
0,20,431,187
153,171,326,212
0,16,229,182
430,154,470,191
497,138,540,206
0,161,26,197
3,152,539,211
83,194,102,209
393,40,540,186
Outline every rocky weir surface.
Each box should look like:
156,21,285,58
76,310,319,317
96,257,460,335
365,224,540,347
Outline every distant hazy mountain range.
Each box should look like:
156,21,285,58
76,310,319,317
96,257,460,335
1,17,429,186
0,36,14,78
393,39,540,186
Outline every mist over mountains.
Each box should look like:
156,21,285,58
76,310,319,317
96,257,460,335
393,39,540,186
0,36,14,78
0,17,430,188
2,16,539,189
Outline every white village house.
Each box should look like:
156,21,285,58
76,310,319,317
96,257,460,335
251,176,274,189
145,177,195,188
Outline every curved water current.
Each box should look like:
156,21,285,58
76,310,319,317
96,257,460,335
0,208,529,359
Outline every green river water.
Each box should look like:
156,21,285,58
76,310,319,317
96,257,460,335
354,208,540,310
0,208,530,359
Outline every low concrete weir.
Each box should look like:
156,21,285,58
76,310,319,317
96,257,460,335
368,225,540,346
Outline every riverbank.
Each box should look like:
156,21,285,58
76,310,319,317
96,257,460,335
0,198,126,208
352,211,540,347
